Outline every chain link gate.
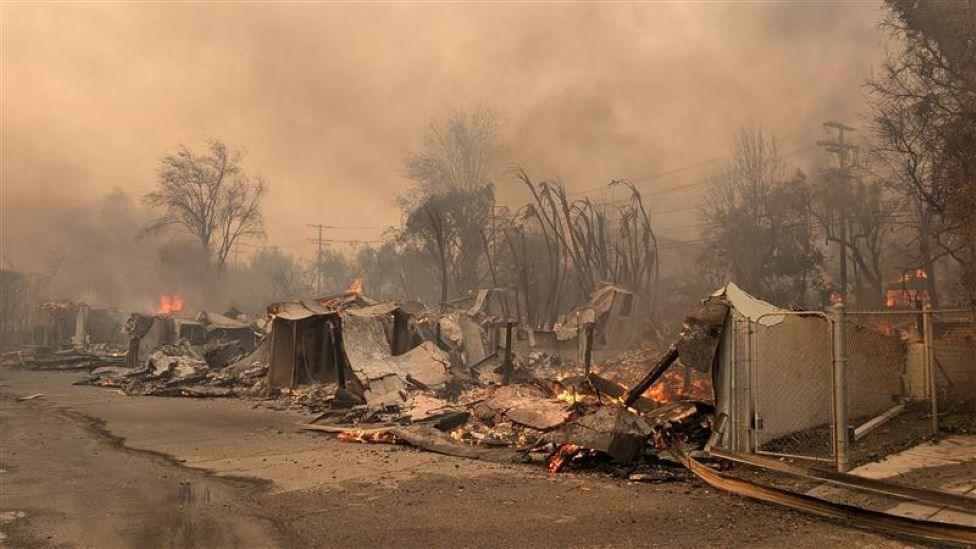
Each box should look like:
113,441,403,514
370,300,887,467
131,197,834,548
749,311,836,464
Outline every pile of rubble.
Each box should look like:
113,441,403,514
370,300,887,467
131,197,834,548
0,345,128,371
10,286,723,481
301,356,716,480
289,317,718,480
87,340,267,398
277,285,731,479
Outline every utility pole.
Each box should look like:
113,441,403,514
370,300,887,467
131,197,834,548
307,224,332,295
817,121,858,303
232,241,242,271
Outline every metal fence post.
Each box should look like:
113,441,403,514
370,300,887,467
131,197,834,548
923,305,937,434
833,303,849,472
747,319,756,453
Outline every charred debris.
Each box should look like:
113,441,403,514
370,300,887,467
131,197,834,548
9,285,973,544
2,284,718,481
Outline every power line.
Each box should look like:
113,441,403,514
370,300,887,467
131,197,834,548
657,238,713,251
650,204,699,216
497,143,820,207
655,222,704,233
580,144,818,196
561,155,728,198
322,239,386,244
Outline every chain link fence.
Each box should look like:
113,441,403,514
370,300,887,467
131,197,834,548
751,312,835,463
931,309,976,434
844,311,927,466
841,308,976,467
716,302,975,471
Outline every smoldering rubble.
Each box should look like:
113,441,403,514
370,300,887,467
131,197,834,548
7,282,976,545
2,284,718,482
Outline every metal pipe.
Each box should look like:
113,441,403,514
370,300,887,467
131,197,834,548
747,318,756,453
730,316,738,451
922,305,936,434
833,302,849,472
755,450,835,464
844,308,969,316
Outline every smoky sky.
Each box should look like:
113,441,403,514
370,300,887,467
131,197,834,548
2,2,887,275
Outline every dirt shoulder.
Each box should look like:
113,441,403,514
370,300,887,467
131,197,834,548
0,368,907,548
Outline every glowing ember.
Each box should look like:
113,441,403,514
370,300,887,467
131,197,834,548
555,388,584,404
645,383,669,403
546,443,598,474
346,278,364,293
337,430,398,444
156,293,184,314
641,370,713,404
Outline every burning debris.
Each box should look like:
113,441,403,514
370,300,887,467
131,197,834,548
297,323,717,480
10,285,723,482
546,444,601,474
284,283,736,480
156,293,184,314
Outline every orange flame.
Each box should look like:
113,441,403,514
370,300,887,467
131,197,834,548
546,444,598,474
641,370,713,404
346,278,363,294
337,430,397,444
555,388,584,404
157,293,184,314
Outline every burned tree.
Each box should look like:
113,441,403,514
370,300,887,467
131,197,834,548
142,138,267,274
700,126,823,307
399,187,495,309
403,107,501,194
250,248,315,302
869,0,976,302
807,164,896,307
402,108,502,293
484,169,659,328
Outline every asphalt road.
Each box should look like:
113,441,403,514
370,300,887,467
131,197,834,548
0,367,907,548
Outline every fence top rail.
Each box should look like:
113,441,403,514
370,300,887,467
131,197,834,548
846,308,973,316
754,310,832,322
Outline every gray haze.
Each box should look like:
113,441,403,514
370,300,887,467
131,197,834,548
2,2,887,308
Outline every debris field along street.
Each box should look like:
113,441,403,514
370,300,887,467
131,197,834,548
2,282,974,547
6,2,976,546
0,367,904,548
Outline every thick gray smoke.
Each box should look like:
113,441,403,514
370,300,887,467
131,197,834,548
1,2,887,310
